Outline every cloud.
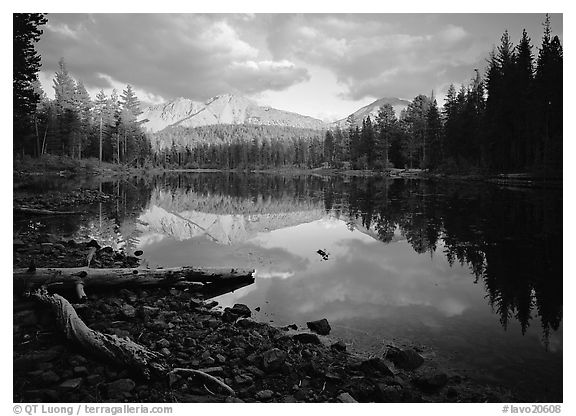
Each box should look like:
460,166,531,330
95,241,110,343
37,14,309,103
226,60,310,93
265,15,487,100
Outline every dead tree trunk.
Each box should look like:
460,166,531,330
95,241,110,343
14,207,82,215
29,288,166,379
14,266,255,293
27,288,235,395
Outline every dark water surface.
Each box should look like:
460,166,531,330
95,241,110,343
16,172,562,401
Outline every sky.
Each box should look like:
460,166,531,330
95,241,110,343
36,13,563,122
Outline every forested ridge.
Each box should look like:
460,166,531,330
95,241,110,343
14,14,562,176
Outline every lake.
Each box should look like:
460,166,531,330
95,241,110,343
15,172,563,402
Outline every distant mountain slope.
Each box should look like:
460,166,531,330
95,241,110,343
140,94,326,133
332,97,411,129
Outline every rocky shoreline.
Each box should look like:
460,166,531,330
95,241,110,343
13,187,515,403
13,233,515,403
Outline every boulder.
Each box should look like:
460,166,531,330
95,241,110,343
255,389,274,401
330,340,347,352
106,378,136,394
292,332,321,345
413,370,448,391
120,304,136,319
357,357,394,377
59,378,83,391
41,371,61,384
262,348,287,371
306,318,331,335
386,347,424,370
230,303,252,318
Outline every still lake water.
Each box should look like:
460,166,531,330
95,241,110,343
16,172,563,401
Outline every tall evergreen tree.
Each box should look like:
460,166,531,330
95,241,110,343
375,104,398,169
13,13,47,156
426,99,442,168
534,14,563,175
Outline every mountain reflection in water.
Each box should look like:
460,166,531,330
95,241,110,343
22,173,561,401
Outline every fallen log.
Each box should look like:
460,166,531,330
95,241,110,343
14,207,82,215
27,288,235,395
14,266,255,293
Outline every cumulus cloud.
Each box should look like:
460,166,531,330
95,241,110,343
37,14,309,103
264,14,488,100
36,13,562,110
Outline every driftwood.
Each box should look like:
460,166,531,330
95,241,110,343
29,288,166,379
14,207,82,215
14,266,255,294
27,288,235,395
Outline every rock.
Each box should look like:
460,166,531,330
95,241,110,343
86,374,103,385
294,388,310,401
262,348,287,371
337,392,358,403
386,347,425,370
59,378,83,391
234,374,253,386
134,250,143,256
138,306,160,319
377,384,403,401
225,397,245,403
306,318,331,335
414,370,448,391
203,357,216,366
160,348,171,356
331,340,347,352
215,354,226,363
189,298,204,309
245,365,265,377
203,318,220,329
230,303,252,318
230,348,245,358
357,357,394,376
41,370,61,384
106,378,136,394
281,395,299,403
120,304,136,319
156,338,170,349
255,389,274,401
293,332,321,344
235,318,260,329
73,366,89,376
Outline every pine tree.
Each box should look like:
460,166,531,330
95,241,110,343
324,130,335,166
73,81,92,159
514,29,535,168
375,104,398,169
120,84,143,117
13,13,47,156
534,14,563,175
426,99,442,168
51,58,80,155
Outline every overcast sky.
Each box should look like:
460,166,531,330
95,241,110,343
36,13,563,121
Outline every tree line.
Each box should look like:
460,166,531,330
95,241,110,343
14,14,152,166
153,125,325,169
324,16,562,176
14,14,562,175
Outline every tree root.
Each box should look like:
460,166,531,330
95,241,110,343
26,288,235,397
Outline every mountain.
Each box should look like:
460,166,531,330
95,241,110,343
139,94,326,132
332,97,411,129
